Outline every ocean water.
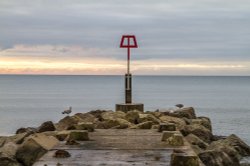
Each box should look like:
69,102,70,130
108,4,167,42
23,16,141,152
0,75,250,145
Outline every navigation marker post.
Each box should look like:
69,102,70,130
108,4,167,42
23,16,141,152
116,35,144,112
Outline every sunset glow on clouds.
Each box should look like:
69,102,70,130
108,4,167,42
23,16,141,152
0,1,250,75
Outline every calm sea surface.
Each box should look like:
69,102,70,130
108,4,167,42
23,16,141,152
0,75,250,144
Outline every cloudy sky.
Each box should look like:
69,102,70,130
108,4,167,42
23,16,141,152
0,0,250,75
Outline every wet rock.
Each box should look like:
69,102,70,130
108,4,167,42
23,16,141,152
37,121,56,133
67,130,89,141
185,133,208,149
130,121,153,129
16,133,59,166
180,124,213,143
125,110,140,124
53,150,71,158
138,114,160,124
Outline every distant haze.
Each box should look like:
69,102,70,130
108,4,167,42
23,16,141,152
0,0,250,75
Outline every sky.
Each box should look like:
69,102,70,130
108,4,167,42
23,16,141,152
0,0,250,75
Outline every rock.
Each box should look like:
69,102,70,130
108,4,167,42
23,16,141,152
171,152,200,166
66,139,80,145
125,110,140,124
185,134,208,149
54,150,71,158
151,124,160,129
89,110,108,120
0,157,22,166
74,122,95,132
149,111,164,118
100,111,126,121
199,150,240,166
96,118,132,129
158,123,176,132
130,121,153,129
55,131,71,141
67,130,89,141
138,114,160,124
16,127,37,134
56,116,80,131
37,121,56,133
191,144,204,154
160,115,186,128
16,133,59,166
174,107,197,119
208,134,250,157
192,117,212,131
165,133,184,146
0,142,19,158
73,113,96,123
8,132,33,145
180,124,213,143
161,131,178,141
0,136,7,147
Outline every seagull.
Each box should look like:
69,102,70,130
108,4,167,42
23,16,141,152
62,107,72,115
175,104,184,109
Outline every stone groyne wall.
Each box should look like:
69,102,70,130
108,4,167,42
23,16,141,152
1,107,250,166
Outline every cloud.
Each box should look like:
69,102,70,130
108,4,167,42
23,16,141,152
0,0,250,75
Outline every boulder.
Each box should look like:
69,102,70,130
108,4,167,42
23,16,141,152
74,122,95,132
160,115,186,128
130,121,153,129
0,142,19,158
37,121,56,133
0,136,7,147
185,133,209,149
174,107,196,119
125,110,140,124
100,111,126,121
161,131,179,141
89,110,108,120
158,123,176,132
56,116,80,131
171,152,199,166
96,118,132,129
54,150,71,158
8,132,33,145
0,157,22,166
67,130,89,141
16,127,37,134
73,113,96,123
208,134,250,158
180,124,213,143
192,117,212,131
138,114,160,124
16,133,59,166
199,150,240,166
55,131,71,141
165,133,184,146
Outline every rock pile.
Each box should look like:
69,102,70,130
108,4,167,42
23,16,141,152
0,107,249,166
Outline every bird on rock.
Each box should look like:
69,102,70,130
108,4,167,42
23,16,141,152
62,107,72,115
175,104,184,109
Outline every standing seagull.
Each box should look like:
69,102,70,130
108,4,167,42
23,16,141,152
175,104,184,109
62,107,72,115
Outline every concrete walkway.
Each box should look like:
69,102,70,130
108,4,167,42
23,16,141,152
34,129,190,166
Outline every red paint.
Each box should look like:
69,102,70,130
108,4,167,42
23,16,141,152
120,35,138,74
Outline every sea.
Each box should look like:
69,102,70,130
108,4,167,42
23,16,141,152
0,75,250,145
